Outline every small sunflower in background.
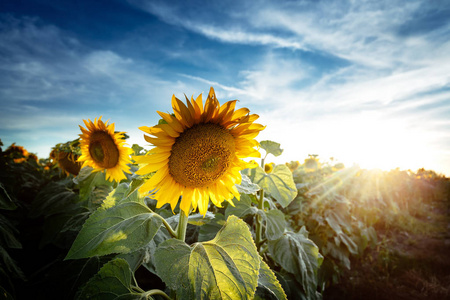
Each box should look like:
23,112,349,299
5,143,29,163
53,149,82,176
78,117,132,182
264,162,275,173
304,155,321,172
135,87,265,216
285,160,300,172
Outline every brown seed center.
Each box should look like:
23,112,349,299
168,123,235,188
88,131,119,169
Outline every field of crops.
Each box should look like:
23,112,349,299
1,94,449,300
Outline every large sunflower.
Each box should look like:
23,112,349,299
135,87,265,216
78,117,132,182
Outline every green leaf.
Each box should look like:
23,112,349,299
131,144,144,156
0,245,25,280
66,202,162,259
275,271,311,300
236,175,260,194
324,209,352,235
198,213,226,242
260,140,283,157
89,185,114,210
265,210,286,241
0,183,16,210
225,194,258,219
187,212,215,226
256,259,287,300
0,215,21,249
268,231,322,298
246,165,297,207
61,211,91,233
30,180,79,218
325,243,351,269
65,256,110,298
77,258,133,300
334,233,358,255
101,183,129,210
75,167,113,202
154,215,260,299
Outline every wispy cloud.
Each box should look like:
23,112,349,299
0,15,189,155
130,0,450,174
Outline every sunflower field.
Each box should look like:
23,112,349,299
1,88,449,300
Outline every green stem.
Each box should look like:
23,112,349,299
151,212,177,238
161,217,178,238
143,289,172,300
176,210,189,241
255,188,264,252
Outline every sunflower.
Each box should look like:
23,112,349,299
135,87,265,216
78,117,132,182
55,150,82,176
264,162,275,173
286,160,300,172
304,156,321,172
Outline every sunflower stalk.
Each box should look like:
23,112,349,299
255,156,266,252
255,187,265,252
176,210,190,241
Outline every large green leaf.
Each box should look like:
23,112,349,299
260,140,283,157
268,231,322,298
66,202,162,259
246,165,297,207
77,258,133,299
265,209,286,241
154,215,260,299
256,259,287,300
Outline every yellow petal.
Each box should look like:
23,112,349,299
135,159,168,174
172,95,193,127
157,123,180,138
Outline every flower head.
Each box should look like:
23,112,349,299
135,87,265,216
304,156,321,172
78,117,132,182
286,160,300,172
264,163,275,173
54,150,82,176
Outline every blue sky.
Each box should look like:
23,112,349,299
1,0,450,175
